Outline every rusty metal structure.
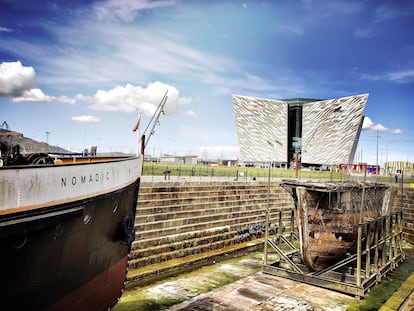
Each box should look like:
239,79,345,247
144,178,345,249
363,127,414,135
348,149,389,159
262,180,405,297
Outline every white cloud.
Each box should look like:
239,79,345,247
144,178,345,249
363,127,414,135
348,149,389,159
88,81,180,115
178,96,193,105
390,128,403,135
362,116,403,134
277,24,304,35
57,95,76,105
0,27,13,32
362,116,386,132
386,70,414,83
71,115,100,124
185,110,196,117
374,5,401,23
301,0,363,15
12,88,52,102
361,69,414,84
0,7,282,100
93,0,176,22
362,117,373,128
9,15,239,94
354,27,372,38
0,61,36,97
75,93,91,102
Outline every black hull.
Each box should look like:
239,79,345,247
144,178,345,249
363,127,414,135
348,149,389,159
0,179,140,310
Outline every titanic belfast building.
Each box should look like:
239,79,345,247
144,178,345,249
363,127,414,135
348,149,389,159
232,94,368,168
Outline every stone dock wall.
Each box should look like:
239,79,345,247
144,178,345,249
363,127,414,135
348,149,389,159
127,181,293,285
130,182,293,268
128,181,414,285
393,186,414,244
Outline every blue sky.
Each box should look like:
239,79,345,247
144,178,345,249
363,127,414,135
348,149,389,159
1,0,413,166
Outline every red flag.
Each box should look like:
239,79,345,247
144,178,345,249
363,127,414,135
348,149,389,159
132,116,141,132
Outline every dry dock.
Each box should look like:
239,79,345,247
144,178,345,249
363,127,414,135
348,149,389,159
115,178,414,310
115,244,414,311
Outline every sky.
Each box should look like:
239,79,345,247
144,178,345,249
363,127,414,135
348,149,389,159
1,0,413,166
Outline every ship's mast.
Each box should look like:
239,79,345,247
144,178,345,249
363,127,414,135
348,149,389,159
140,90,168,153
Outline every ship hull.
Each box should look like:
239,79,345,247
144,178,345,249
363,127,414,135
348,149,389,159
281,180,390,271
0,157,142,310
47,255,129,311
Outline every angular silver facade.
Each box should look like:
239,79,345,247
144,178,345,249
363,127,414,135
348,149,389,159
232,95,288,162
301,94,367,165
232,94,368,165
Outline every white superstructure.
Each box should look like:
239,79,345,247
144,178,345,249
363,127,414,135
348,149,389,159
0,156,142,212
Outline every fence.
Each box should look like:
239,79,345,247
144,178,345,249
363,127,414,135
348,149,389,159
143,163,347,181
142,162,414,184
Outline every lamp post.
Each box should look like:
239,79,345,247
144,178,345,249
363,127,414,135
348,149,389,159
264,140,275,265
45,131,50,144
376,129,379,175
368,129,380,178
263,139,283,265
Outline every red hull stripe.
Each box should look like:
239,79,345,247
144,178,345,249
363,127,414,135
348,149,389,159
46,256,129,311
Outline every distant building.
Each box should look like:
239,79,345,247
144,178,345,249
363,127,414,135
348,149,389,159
384,161,414,177
160,154,198,165
144,154,160,162
232,94,368,168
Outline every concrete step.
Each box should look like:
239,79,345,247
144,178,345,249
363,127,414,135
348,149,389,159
132,226,232,250
136,196,292,215
137,192,286,209
135,215,264,240
132,211,291,252
136,203,292,224
131,230,236,258
129,236,238,269
131,219,284,261
138,184,286,202
137,208,269,231
134,211,289,240
138,182,281,193
139,186,276,195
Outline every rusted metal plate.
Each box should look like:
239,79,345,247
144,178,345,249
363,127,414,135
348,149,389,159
281,180,391,271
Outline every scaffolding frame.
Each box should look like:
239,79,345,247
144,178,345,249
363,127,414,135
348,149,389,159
262,210,405,297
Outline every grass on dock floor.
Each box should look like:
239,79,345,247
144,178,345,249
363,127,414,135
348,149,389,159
347,242,414,311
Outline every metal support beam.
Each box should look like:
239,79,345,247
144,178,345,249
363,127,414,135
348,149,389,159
262,211,405,297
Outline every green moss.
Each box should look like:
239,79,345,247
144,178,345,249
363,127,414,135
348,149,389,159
192,270,241,293
114,252,263,311
115,298,180,311
114,289,182,311
346,244,414,311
